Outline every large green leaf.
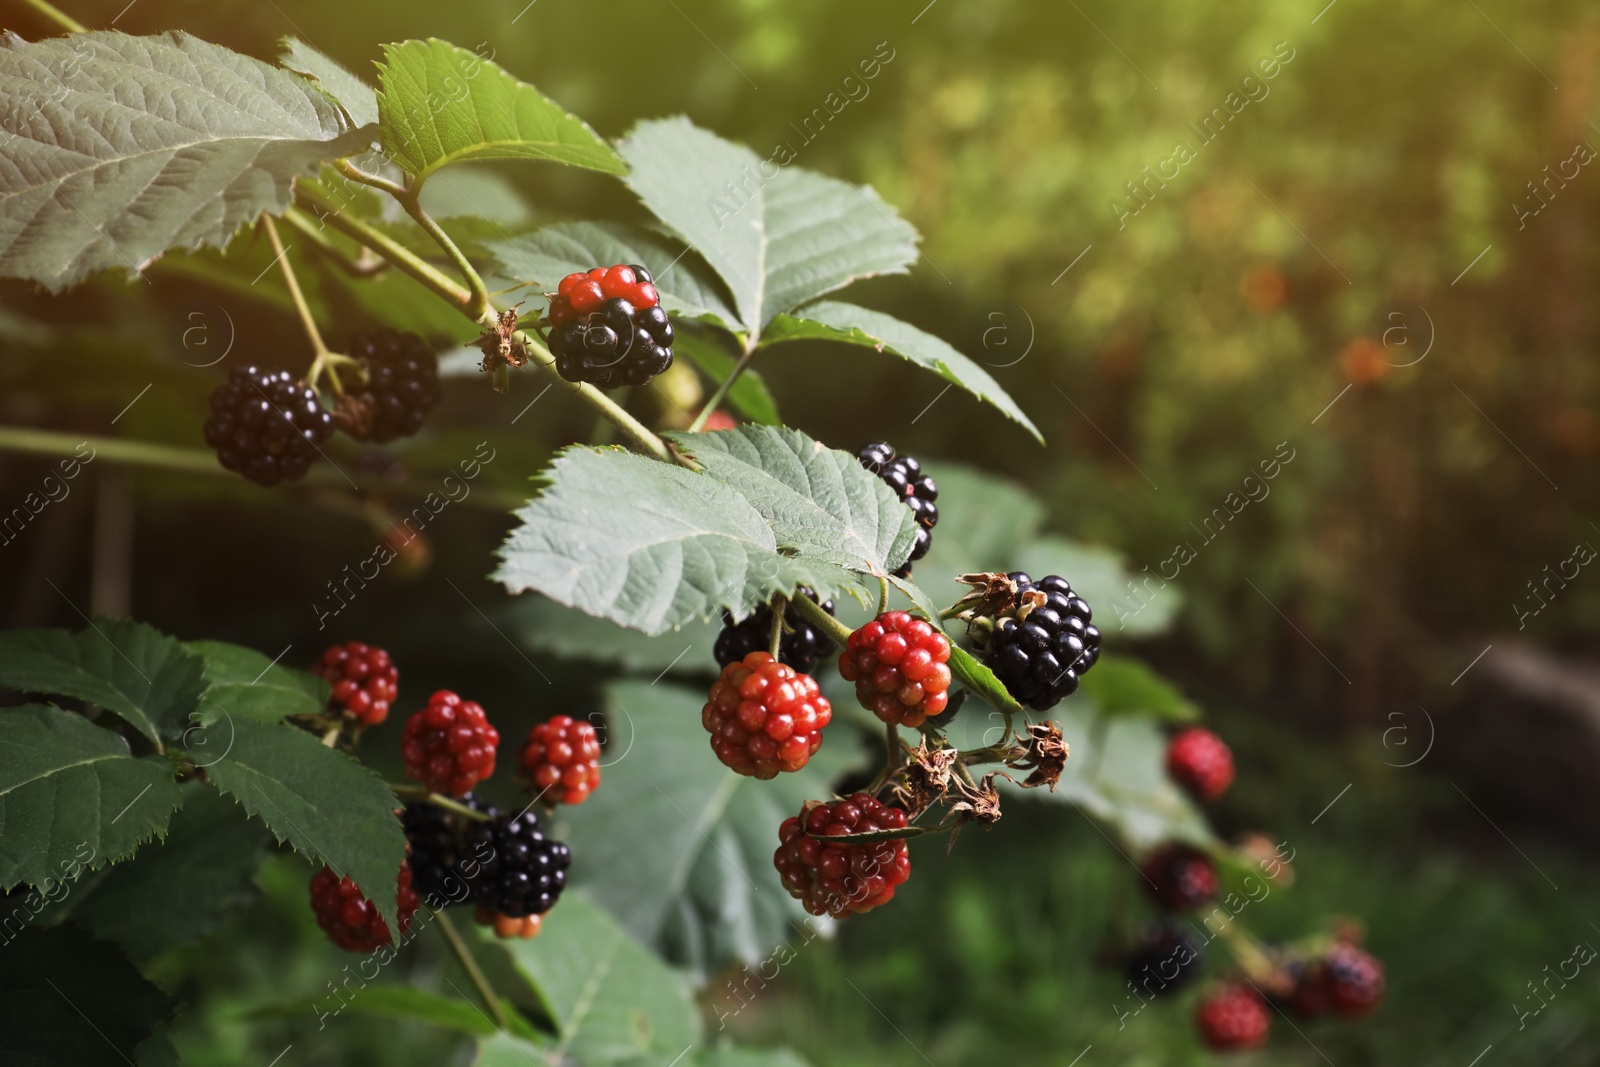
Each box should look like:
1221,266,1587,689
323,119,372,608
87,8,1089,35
376,38,624,190
204,720,406,928
617,117,919,332
278,37,380,127
0,31,375,290
506,597,721,676
186,639,329,726
261,986,543,1042
488,221,740,328
665,426,918,578
564,682,865,976
674,328,781,425
60,788,270,960
1078,655,1200,724
0,925,176,1067
503,892,701,1065
765,303,1042,442
0,705,182,891
0,620,206,746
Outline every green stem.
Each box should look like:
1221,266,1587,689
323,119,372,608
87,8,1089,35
294,185,474,310
280,209,388,277
262,215,357,395
23,0,85,32
791,589,854,646
877,576,891,616
768,595,786,657
0,426,224,477
514,332,677,465
686,337,758,432
433,909,510,1030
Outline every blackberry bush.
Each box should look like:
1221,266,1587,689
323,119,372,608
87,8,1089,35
202,364,333,487
546,264,674,388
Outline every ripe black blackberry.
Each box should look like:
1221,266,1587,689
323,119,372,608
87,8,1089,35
547,264,674,389
1123,923,1205,998
714,588,837,673
468,805,572,919
342,329,441,442
982,572,1101,710
857,443,938,576
202,364,333,486
401,797,487,906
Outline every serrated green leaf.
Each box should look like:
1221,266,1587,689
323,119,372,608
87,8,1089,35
279,37,379,127
186,640,329,726
0,705,182,892
418,165,535,225
946,643,1023,717
617,117,919,331
62,788,270,960
1078,655,1200,723
506,597,720,675
766,303,1042,442
1016,536,1181,638
376,38,624,190
488,221,739,328
675,328,781,425
565,682,866,976
0,31,376,291
205,720,406,928
665,426,917,577
495,445,863,636
503,892,700,1063
0,620,206,746
0,925,176,1067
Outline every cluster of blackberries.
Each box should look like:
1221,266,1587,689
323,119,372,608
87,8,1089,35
713,589,837,674
342,328,442,443
547,264,674,388
401,797,571,930
982,572,1102,711
203,365,334,487
202,329,442,488
856,443,938,575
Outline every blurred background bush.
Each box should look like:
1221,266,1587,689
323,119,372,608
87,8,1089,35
3,0,1598,1063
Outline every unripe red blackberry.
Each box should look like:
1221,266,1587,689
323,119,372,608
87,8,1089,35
1141,843,1219,912
713,589,837,674
546,264,673,388
341,329,442,442
1166,726,1235,802
774,793,912,918
518,714,602,806
401,691,499,796
202,364,333,486
1195,983,1271,1050
308,863,419,952
838,611,953,728
856,442,937,576
312,641,398,726
702,653,832,779
981,572,1102,711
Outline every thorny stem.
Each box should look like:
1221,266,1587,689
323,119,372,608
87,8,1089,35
433,908,511,1030
686,336,758,433
23,0,85,32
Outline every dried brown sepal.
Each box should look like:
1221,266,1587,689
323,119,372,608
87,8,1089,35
476,302,528,375
331,389,377,440
888,741,957,818
951,571,1023,618
1015,588,1048,618
1010,720,1070,791
943,771,1005,846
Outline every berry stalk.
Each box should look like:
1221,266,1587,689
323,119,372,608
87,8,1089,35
260,216,358,396
432,907,510,1030
686,337,758,433
788,590,855,647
